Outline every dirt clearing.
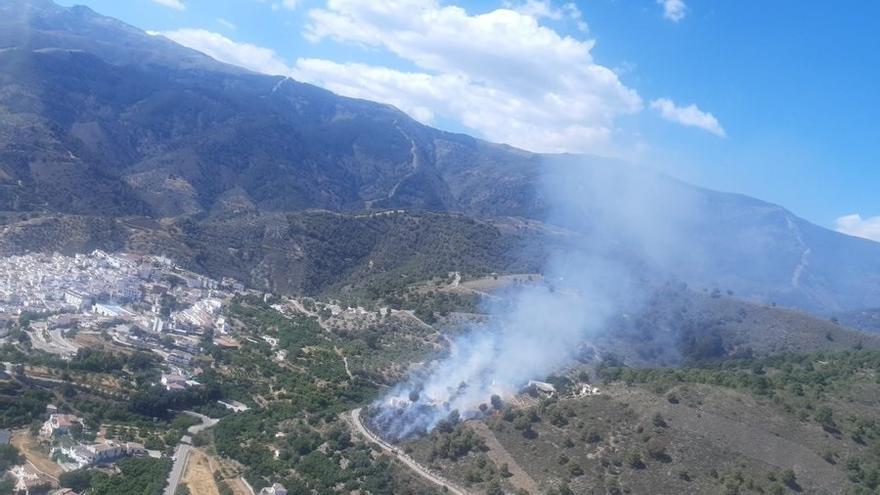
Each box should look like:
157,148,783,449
12,430,61,479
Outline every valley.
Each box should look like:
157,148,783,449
2,247,880,494
0,2,879,495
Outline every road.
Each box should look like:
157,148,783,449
183,410,219,435
163,443,192,495
348,408,468,495
164,411,218,495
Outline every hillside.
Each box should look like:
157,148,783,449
0,0,537,218
598,284,880,367
0,210,563,296
0,0,879,315
400,351,880,494
835,308,880,334
3,275,876,494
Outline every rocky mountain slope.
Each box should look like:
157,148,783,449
1,0,878,315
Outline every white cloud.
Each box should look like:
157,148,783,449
150,29,294,76
835,214,880,242
292,58,616,152
217,18,237,30
650,98,725,137
151,0,186,11
150,3,717,155
273,0,298,10
296,0,641,153
504,1,588,31
657,0,686,22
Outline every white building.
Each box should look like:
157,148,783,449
63,441,146,467
259,483,288,495
64,290,91,311
218,400,250,413
40,414,83,438
150,317,164,334
92,303,133,318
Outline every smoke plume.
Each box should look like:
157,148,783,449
370,155,702,440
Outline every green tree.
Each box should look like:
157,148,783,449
485,479,503,495
815,406,836,431
0,445,23,471
58,469,95,492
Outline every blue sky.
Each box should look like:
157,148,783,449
58,0,880,238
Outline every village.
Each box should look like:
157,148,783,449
0,250,245,388
0,250,273,495
0,249,409,495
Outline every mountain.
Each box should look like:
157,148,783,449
0,0,539,218
834,308,880,334
0,0,878,314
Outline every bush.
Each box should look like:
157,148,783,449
625,451,644,469
815,406,836,431
646,439,669,461
0,445,23,471
780,469,797,489
88,457,172,495
58,469,95,492
652,413,667,428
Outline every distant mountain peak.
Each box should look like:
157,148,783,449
0,0,877,315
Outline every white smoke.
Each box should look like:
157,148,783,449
370,155,702,440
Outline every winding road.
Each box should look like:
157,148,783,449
348,408,469,495
163,411,219,495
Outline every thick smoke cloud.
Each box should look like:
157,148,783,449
371,156,703,440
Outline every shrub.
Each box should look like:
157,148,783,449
625,451,644,469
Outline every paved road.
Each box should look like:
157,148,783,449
349,408,468,495
163,411,218,495
163,443,192,495
183,410,219,435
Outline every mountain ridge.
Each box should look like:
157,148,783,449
0,0,878,317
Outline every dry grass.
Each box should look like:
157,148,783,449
205,452,252,495
182,449,220,495
468,420,540,494
72,333,134,355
